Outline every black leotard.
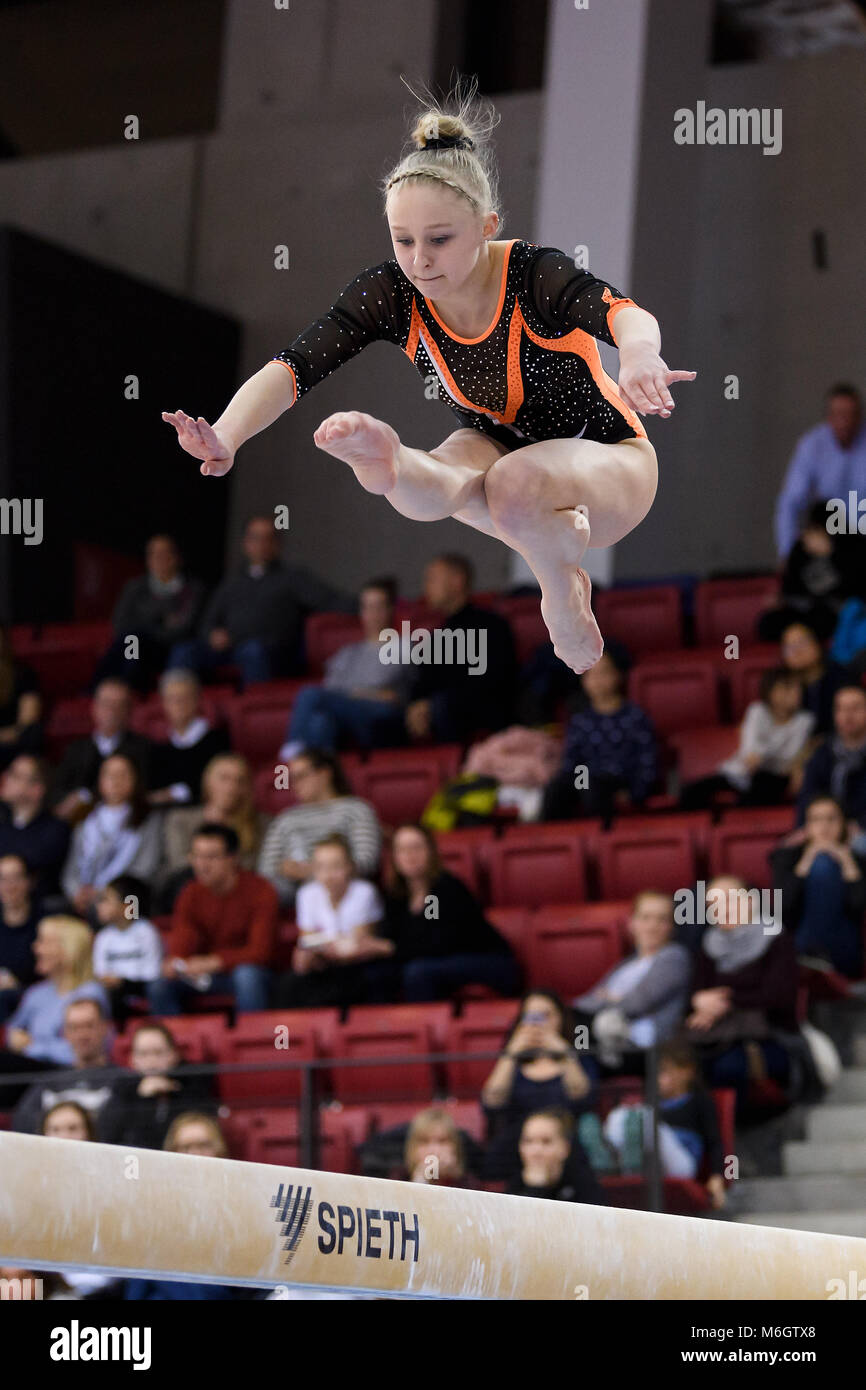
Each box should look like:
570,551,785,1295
268,239,648,451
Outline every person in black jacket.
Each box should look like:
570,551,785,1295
382,822,519,1001
50,680,153,821
98,1020,215,1150
772,795,866,978
402,555,517,743
796,684,866,828
147,670,231,807
92,535,207,692
759,501,866,643
0,756,70,901
507,1107,606,1205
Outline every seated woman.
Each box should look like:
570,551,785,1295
0,626,42,774
98,1021,215,1150
680,668,815,810
601,1041,726,1208
683,875,798,1116
275,834,393,1009
771,795,866,979
573,890,691,1068
778,621,852,735
158,753,269,911
257,748,382,909
403,1107,479,1188
60,754,162,921
481,990,597,1180
506,1107,606,1205
40,1100,121,1300
540,647,658,825
381,823,519,1002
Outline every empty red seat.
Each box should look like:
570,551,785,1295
351,746,462,826
596,820,698,899
487,828,587,908
668,725,739,784
225,681,308,763
709,822,787,889
629,658,720,734
492,595,548,664
595,585,683,655
433,826,494,897
525,903,625,997
243,1107,367,1173
695,576,779,647
485,907,532,973
44,696,94,758
332,1004,449,1103
444,1016,511,1098
218,1011,318,1102
304,613,363,676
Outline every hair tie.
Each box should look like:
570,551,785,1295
422,134,474,151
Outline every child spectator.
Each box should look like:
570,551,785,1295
540,647,658,823
602,1042,726,1209
506,1108,606,1204
680,668,815,810
275,835,392,1009
92,874,163,1020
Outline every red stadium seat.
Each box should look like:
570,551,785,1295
708,820,789,889
668,725,739,784
243,1107,367,1173
595,585,683,656
485,907,532,973
304,613,363,677
112,1012,229,1067
492,595,548,664
218,1011,318,1102
433,826,495,897
351,745,462,826
726,645,781,720
525,903,625,996
444,1016,511,1098
331,1004,450,1102
596,819,700,899
487,827,587,907
10,621,113,699
629,658,720,735
364,1099,486,1144
225,681,308,763
695,576,780,647
44,696,94,758
718,804,796,833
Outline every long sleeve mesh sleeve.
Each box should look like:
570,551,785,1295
526,248,640,347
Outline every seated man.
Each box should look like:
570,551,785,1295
0,757,70,900
401,554,517,744
168,515,353,686
11,996,115,1134
50,679,152,822
147,823,278,1015
148,670,231,807
92,534,207,691
281,578,411,757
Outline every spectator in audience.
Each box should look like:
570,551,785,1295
796,684,866,827
779,621,852,735
280,578,411,757
0,757,70,901
0,854,44,1022
772,795,866,979
123,1113,247,1301
93,534,207,692
159,753,268,910
0,625,42,773
99,1024,215,1150
148,824,278,1015
257,749,381,909
1,917,109,1076
382,823,520,1001
51,680,152,822
760,501,864,643
61,754,162,919
602,1042,726,1207
275,834,392,1008
401,554,517,744
540,647,658,823
147,670,231,808
167,515,352,686
682,875,798,1115
41,1100,121,1299
482,991,596,1180
506,1108,606,1205
572,891,691,1066
775,384,866,560
12,996,115,1134
403,1108,479,1188
92,874,163,1020
680,668,815,810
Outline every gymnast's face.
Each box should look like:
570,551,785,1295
387,183,497,297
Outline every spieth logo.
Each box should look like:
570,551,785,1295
271,1182,314,1270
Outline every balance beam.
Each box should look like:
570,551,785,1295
1,1132,863,1299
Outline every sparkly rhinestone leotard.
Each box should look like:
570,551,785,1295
268,239,647,451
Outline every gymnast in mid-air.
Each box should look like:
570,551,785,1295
163,80,695,674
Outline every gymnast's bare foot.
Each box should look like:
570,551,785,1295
313,411,400,494
536,508,603,674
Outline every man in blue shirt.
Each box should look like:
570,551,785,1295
775,384,866,559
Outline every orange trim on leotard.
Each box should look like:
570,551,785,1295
423,240,517,345
519,309,647,440
602,292,640,345
269,357,299,404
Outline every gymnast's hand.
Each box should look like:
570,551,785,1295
617,346,696,420
161,409,235,476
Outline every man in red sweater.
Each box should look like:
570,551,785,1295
147,824,277,1014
